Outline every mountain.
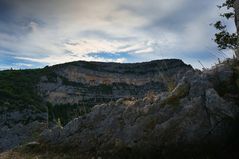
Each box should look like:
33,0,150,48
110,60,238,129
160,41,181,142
0,59,192,151
38,59,192,104
0,59,239,159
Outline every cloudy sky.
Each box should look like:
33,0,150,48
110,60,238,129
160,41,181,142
0,0,236,70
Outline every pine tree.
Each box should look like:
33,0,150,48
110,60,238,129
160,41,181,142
213,0,239,58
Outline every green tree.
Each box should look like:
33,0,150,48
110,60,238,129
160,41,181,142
213,0,239,58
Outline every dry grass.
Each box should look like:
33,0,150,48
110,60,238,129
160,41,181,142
0,147,76,159
0,150,37,159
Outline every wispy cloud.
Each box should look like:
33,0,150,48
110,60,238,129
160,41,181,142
0,0,235,69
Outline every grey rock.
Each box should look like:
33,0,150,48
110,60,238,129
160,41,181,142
38,59,193,105
0,121,46,152
206,88,238,125
40,67,239,157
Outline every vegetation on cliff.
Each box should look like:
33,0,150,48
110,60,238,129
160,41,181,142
0,69,43,111
0,67,90,125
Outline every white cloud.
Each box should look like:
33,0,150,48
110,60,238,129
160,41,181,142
14,63,33,67
15,54,127,66
135,47,154,54
0,0,236,68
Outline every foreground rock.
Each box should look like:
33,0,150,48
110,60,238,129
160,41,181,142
40,62,239,159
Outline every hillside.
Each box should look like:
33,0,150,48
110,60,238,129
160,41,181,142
0,59,239,158
0,59,192,151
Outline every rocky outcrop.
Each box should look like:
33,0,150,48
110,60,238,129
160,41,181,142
40,62,239,158
1,59,238,158
54,59,191,85
0,109,47,128
234,0,239,59
0,121,46,152
38,59,192,105
0,59,193,153
0,109,47,152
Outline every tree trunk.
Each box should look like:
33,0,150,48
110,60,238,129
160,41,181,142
234,0,239,58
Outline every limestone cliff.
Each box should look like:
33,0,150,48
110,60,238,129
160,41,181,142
39,59,239,159
1,59,239,159
38,59,192,105
0,59,193,152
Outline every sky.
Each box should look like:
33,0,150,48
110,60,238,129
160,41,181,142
0,0,236,70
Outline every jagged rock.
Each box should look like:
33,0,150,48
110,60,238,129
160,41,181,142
1,59,239,158
0,109,47,128
39,66,239,158
206,88,238,125
216,64,234,82
0,121,46,152
0,109,47,152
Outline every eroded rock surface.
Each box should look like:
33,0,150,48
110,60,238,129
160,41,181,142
0,109,47,152
40,66,239,158
1,59,239,158
38,59,192,105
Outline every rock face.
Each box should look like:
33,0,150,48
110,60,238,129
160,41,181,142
0,121,45,152
0,59,193,153
40,62,239,158
1,59,239,158
0,110,47,152
234,0,239,59
38,59,192,105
